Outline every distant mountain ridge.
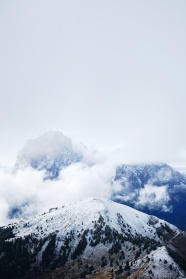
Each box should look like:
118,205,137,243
114,163,186,188
0,197,186,278
112,163,186,230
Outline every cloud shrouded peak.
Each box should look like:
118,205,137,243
15,131,83,178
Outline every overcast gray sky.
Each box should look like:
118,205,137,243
0,0,186,166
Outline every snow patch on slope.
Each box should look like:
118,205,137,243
134,246,186,279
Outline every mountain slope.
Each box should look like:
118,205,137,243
130,246,185,279
15,131,83,178
0,198,185,278
112,164,186,230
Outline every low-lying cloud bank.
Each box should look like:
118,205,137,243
0,159,175,226
0,161,116,226
137,184,171,212
114,183,172,213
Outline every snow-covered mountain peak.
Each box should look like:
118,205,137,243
3,197,186,279
15,131,83,178
13,197,179,241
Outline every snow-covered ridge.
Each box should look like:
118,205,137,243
13,197,179,240
3,197,186,279
114,163,186,186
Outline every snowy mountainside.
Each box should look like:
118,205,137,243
15,131,83,178
113,163,186,230
1,197,186,278
114,164,186,188
13,197,178,240
131,246,185,279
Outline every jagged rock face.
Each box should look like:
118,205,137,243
15,131,83,178
112,164,186,230
114,164,186,188
0,198,185,279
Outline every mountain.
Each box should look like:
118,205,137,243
112,163,186,230
15,131,83,178
0,197,186,279
13,133,186,232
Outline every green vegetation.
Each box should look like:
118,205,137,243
71,230,88,259
42,234,56,267
0,226,14,243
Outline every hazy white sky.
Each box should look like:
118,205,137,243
0,0,186,166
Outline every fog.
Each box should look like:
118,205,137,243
0,158,118,225
0,0,186,167
0,1,186,225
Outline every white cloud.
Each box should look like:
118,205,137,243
114,193,137,202
1,1,186,167
0,160,117,226
154,168,173,182
137,184,171,212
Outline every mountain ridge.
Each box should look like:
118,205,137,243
8,131,186,230
113,163,186,230
1,197,186,278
